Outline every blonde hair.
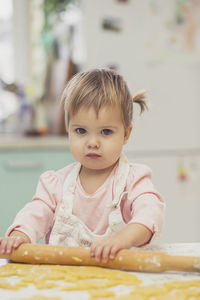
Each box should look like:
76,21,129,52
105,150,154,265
61,68,147,129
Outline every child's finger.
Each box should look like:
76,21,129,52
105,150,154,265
4,238,16,254
93,244,104,262
0,237,5,247
109,244,121,259
90,244,96,257
0,238,6,253
12,236,22,248
0,238,10,254
90,242,100,257
13,237,26,250
101,245,112,263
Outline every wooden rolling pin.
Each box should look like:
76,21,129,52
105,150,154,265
0,243,200,273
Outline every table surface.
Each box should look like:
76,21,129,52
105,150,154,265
0,243,200,300
0,134,69,150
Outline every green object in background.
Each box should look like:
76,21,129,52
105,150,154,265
41,0,78,54
42,0,75,32
0,149,74,238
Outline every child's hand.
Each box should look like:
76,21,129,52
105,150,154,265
0,231,30,254
90,223,152,263
90,233,127,263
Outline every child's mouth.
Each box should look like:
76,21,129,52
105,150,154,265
86,153,101,158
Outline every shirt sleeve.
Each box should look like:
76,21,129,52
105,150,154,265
6,170,62,243
123,163,165,244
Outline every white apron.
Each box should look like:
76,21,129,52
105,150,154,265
49,154,130,247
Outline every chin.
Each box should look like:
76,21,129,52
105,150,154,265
83,164,106,170
86,162,116,172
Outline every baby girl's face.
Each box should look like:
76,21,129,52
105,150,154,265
68,105,132,174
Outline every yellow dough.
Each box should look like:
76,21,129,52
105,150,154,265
0,263,200,299
21,297,60,300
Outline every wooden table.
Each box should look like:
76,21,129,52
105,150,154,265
0,243,200,300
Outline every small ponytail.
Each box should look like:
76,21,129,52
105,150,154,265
133,90,148,114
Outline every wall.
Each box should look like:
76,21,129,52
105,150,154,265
82,0,200,151
12,0,31,83
82,0,200,243
126,152,200,243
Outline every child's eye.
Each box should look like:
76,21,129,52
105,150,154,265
75,128,86,135
101,129,113,136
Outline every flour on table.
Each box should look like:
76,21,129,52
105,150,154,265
0,243,200,299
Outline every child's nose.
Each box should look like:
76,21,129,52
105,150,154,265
87,135,100,148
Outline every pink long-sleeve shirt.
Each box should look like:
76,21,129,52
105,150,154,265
6,162,165,244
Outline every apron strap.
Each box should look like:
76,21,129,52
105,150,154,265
62,162,81,213
107,154,130,208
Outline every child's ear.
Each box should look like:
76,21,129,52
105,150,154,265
124,124,133,144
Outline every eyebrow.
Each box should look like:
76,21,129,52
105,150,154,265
71,124,117,129
71,124,84,127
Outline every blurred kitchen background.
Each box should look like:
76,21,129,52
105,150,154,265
0,0,200,243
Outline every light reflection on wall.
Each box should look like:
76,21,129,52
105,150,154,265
0,0,14,82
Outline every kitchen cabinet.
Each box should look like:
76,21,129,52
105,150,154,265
0,149,74,237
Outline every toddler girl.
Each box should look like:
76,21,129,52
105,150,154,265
0,69,165,263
